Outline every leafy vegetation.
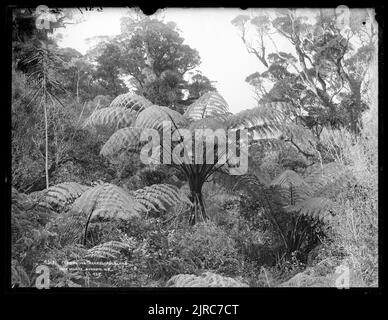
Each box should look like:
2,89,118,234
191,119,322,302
11,7,378,288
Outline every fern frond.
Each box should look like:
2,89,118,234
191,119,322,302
184,91,231,120
135,105,187,130
234,172,270,191
109,92,152,112
38,182,90,210
270,170,312,206
286,197,336,222
270,170,309,189
135,198,160,213
132,184,182,213
188,118,227,131
166,272,248,287
225,102,290,134
248,123,282,140
100,127,143,157
83,107,136,129
71,183,143,222
84,240,133,260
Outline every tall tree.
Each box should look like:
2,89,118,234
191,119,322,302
91,15,214,112
94,42,127,97
232,8,377,134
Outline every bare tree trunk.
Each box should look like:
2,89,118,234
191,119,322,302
76,70,80,103
43,97,49,189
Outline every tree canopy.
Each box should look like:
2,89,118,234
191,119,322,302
232,8,377,134
87,16,215,112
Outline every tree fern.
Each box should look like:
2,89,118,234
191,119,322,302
70,183,143,245
84,90,296,224
268,169,334,221
270,170,312,206
233,166,340,255
71,183,143,222
57,182,190,244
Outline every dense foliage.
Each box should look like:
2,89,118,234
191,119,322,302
11,8,378,288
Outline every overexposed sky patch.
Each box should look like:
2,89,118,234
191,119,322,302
57,8,292,113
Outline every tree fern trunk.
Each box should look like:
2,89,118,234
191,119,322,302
188,187,208,225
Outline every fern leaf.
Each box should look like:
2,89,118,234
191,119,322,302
38,182,90,210
100,127,143,157
234,173,270,190
135,198,159,212
287,197,336,222
270,170,312,206
83,107,136,129
135,105,187,130
71,184,143,222
225,102,290,134
184,91,231,120
109,92,152,112
271,170,309,189
188,118,227,131
166,272,248,287
85,240,133,260
132,184,182,213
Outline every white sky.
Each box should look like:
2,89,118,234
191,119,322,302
56,8,293,113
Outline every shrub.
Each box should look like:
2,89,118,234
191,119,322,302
11,189,57,273
316,79,378,286
331,184,378,286
171,221,243,276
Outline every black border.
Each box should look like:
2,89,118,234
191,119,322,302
2,1,386,313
